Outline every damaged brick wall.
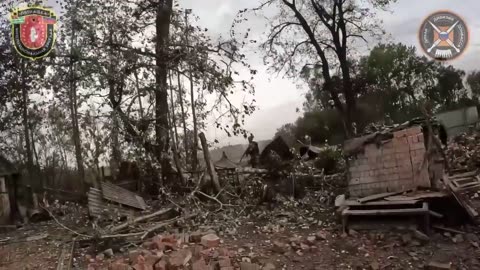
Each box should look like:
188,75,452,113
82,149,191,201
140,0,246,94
348,126,431,198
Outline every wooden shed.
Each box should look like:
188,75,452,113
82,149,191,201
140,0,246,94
0,155,20,225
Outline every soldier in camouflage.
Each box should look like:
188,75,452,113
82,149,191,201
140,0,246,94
242,134,260,168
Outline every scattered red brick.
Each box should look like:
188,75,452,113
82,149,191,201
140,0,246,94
167,249,193,269
239,262,261,270
218,256,231,267
109,261,132,270
201,234,220,248
189,231,204,243
142,241,157,250
192,258,210,270
129,250,143,264
153,259,167,270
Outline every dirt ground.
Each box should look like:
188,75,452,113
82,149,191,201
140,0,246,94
1,203,479,270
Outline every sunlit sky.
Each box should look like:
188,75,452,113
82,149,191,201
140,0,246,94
3,0,480,147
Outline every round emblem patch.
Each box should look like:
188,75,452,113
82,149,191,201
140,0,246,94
419,11,468,61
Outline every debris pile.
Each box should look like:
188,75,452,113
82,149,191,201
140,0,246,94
447,132,480,171
339,120,480,234
82,232,271,270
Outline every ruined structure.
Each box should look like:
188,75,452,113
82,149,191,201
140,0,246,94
344,126,431,198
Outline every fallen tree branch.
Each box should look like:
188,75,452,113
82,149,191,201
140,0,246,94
195,190,223,207
109,207,175,233
100,231,145,239
40,205,91,238
141,213,197,239
193,190,236,212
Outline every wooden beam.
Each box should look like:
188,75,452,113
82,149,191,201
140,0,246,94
357,190,410,204
432,225,465,234
342,207,428,216
344,199,419,206
429,210,444,218
198,132,221,193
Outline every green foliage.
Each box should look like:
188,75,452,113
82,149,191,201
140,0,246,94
467,71,480,100
313,146,343,174
285,42,476,144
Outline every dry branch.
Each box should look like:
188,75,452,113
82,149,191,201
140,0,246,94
109,207,174,233
40,205,91,238
141,213,197,239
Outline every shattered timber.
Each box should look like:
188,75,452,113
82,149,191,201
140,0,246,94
0,120,480,269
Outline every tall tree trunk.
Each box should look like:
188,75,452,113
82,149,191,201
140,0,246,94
176,71,188,165
134,70,144,118
30,131,39,168
155,0,173,182
185,11,198,172
168,71,179,150
167,108,186,185
20,60,35,190
336,2,355,138
111,110,122,174
68,5,86,189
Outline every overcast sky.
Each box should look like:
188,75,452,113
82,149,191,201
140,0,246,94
178,0,480,147
5,0,480,147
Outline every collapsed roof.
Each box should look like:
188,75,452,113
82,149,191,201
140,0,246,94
214,152,240,170
343,117,447,157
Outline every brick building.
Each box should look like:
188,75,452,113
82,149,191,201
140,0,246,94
344,126,432,198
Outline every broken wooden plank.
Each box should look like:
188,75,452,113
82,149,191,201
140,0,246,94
342,203,428,216
448,171,477,180
101,182,147,210
445,173,480,223
344,199,419,206
425,261,452,270
432,225,465,235
357,190,410,204
56,239,75,270
429,210,443,218
384,191,449,201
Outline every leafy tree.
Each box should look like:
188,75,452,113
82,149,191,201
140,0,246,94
0,4,49,191
467,71,480,100
284,42,475,144
358,43,437,122
237,0,394,137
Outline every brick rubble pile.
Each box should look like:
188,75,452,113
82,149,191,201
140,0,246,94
447,132,480,172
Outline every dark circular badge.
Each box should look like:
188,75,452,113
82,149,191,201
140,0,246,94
419,11,468,60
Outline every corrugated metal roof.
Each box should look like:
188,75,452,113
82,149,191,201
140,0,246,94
87,188,135,219
214,152,240,169
101,181,147,210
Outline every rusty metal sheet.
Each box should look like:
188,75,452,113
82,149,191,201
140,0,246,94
101,181,147,210
446,172,480,224
87,188,133,219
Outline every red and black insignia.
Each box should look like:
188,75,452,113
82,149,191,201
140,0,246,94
10,6,57,60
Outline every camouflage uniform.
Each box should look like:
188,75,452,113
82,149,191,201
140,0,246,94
245,135,260,168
